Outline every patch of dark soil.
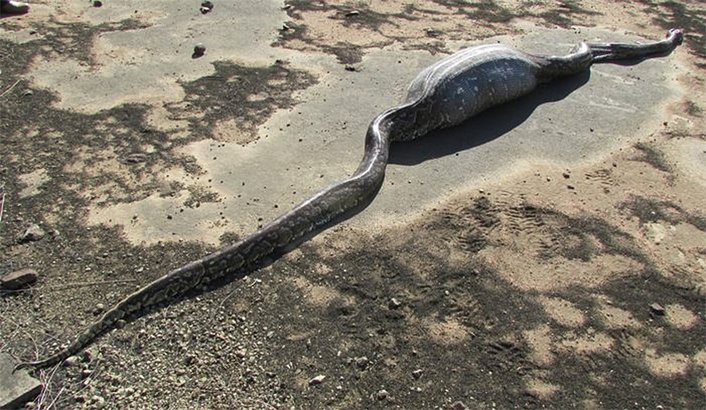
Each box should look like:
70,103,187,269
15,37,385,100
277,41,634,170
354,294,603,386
183,184,221,208
440,196,649,264
1,35,316,207
548,212,651,264
619,195,706,231
1,19,319,406
168,60,317,142
276,0,601,70
284,0,408,31
23,18,147,66
536,1,600,28
684,100,703,117
634,141,673,173
429,0,598,27
320,42,364,65
439,196,499,253
249,193,704,408
633,0,706,67
261,240,544,408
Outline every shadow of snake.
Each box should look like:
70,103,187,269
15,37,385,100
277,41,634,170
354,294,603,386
16,29,684,371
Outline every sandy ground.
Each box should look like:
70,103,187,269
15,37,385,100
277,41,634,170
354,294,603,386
1,0,705,409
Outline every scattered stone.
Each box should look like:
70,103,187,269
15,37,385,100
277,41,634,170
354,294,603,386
0,354,42,409
376,389,389,400
93,0,102,7
424,28,441,37
344,65,356,72
412,369,423,379
63,356,80,367
82,347,98,363
91,395,105,408
345,10,360,17
355,356,369,370
192,44,206,58
388,297,402,309
200,1,213,14
567,185,575,190
18,224,45,243
451,401,468,410
124,153,148,164
562,172,571,179
1,268,38,290
650,303,666,316
308,375,326,386
93,303,105,315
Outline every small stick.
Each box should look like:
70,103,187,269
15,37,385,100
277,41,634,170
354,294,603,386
0,189,5,223
0,79,21,99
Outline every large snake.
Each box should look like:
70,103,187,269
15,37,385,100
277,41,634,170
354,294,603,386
16,29,683,371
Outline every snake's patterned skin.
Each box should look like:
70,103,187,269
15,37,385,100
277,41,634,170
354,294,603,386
16,29,683,371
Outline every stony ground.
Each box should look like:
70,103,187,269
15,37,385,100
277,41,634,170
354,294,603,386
1,1,705,409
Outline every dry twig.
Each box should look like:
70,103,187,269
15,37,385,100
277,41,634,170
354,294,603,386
0,79,21,99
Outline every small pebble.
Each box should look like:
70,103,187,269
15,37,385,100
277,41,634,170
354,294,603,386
388,297,402,309
93,303,105,315
18,224,46,243
309,375,326,385
193,44,206,58
376,389,389,400
93,0,102,7
63,356,80,367
1,268,38,290
412,369,423,379
345,10,360,17
200,1,214,13
650,303,666,316
451,401,468,410
91,395,105,407
355,356,369,370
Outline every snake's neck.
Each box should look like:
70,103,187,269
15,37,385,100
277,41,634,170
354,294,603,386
354,107,396,175
375,100,431,143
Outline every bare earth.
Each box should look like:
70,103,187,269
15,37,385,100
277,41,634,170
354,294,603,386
1,1,705,409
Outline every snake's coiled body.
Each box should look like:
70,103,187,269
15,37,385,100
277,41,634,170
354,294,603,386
17,29,683,371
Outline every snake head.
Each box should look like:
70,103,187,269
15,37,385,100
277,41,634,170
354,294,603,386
668,28,684,46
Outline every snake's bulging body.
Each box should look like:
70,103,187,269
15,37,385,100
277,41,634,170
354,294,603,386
16,29,683,371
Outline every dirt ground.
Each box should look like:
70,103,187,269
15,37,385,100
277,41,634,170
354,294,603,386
1,1,705,409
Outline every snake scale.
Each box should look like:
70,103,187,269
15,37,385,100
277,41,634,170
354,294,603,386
16,29,683,371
